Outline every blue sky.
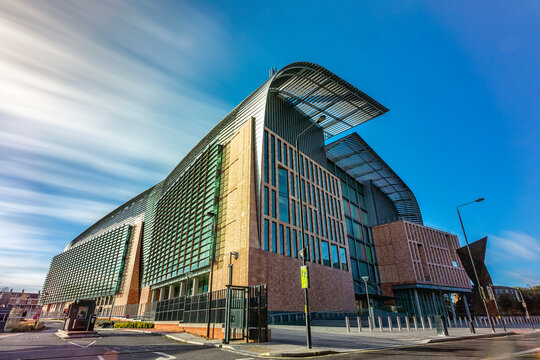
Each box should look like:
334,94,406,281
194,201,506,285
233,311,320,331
0,0,538,291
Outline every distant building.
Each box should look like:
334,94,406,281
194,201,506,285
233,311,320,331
493,285,519,299
372,220,472,316
0,289,41,315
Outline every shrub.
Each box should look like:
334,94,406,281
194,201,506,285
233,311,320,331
10,321,45,332
113,321,154,329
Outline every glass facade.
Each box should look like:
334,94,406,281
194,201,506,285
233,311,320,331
143,143,222,288
327,161,381,295
261,128,349,271
42,225,131,304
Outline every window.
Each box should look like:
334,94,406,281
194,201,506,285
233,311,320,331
264,187,269,215
283,143,288,166
278,168,289,223
331,244,340,269
348,237,357,258
272,190,277,217
340,248,348,271
279,225,284,255
272,222,277,253
293,230,298,258
321,241,330,266
277,139,282,162
263,131,269,183
291,201,296,226
271,135,276,186
290,173,295,197
264,220,269,251
350,259,359,279
286,227,291,257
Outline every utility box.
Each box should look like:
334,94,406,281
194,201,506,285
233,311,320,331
63,300,96,332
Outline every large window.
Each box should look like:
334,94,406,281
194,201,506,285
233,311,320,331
278,168,289,223
331,244,339,269
339,248,348,271
321,241,330,266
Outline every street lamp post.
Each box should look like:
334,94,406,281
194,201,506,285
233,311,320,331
457,198,495,333
361,276,375,328
206,211,217,338
223,251,239,344
295,115,325,349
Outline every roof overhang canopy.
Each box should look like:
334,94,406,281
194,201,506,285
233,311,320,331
325,133,423,224
269,62,389,140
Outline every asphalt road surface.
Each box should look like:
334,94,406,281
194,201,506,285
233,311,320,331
0,322,248,360
324,331,540,359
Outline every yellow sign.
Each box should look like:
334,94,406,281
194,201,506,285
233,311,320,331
301,266,310,289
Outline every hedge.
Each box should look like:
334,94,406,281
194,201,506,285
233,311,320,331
113,321,154,329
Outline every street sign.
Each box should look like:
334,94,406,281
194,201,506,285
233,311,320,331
300,266,310,289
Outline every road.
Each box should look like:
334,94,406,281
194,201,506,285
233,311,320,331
0,321,248,360
1,321,538,359
325,331,540,359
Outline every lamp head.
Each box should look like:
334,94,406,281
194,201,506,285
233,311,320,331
316,115,326,124
231,251,239,260
361,276,370,282
475,198,485,202
206,211,216,217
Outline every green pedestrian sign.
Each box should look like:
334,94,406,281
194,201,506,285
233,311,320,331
301,265,310,289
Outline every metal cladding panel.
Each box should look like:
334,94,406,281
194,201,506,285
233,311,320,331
325,133,423,225
66,187,151,250
144,143,221,288
264,93,327,166
41,224,131,304
268,62,388,140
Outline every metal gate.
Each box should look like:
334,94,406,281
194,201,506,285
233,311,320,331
223,284,267,344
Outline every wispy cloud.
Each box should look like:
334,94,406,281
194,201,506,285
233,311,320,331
490,231,540,262
0,0,231,291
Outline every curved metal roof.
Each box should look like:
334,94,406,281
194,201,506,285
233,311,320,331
325,133,423,224
269,62,389,139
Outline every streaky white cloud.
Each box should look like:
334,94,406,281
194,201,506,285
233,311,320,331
0,184,117,224
0,0,232,292
491,231,540,261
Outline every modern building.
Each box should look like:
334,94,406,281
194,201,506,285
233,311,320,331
372,221,472,317
0,289,41,316
41,62,470,323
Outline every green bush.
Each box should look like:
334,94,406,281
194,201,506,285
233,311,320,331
113,321,154,329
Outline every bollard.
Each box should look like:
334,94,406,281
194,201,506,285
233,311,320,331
474,317,479,327
446,317,451,328
428,316,433,329
483,317,488,327
420,316,426,330
388,316,393,331
345,316,350,332
405,316,410,331
397,316,402,331
454,317,458,327
357,316,362,332
413,316,418,331
459,317,463,327
368,317,374,332
378,316,383,331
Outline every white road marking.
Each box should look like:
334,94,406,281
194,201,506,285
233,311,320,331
0,333,23,339
154,352,176,359
69,340,97,348
97,356,105,360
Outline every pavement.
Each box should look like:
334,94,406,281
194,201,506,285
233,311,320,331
163,322,539,358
